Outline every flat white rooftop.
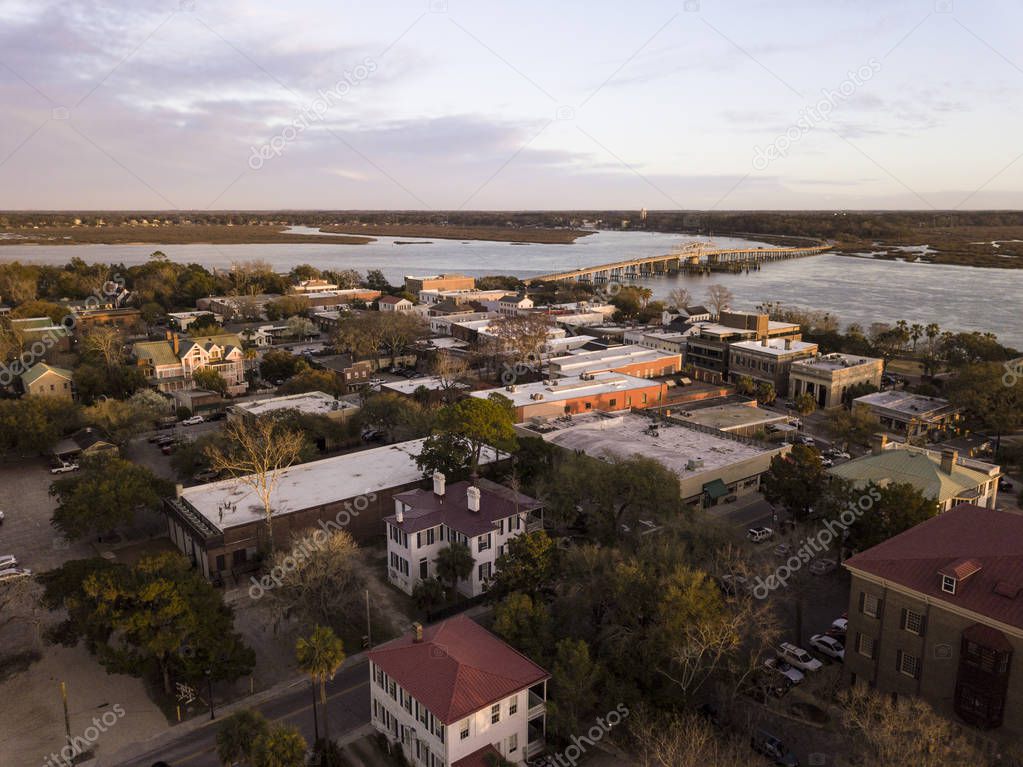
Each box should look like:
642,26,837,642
472,371,657,408
179,438,498,531
730,338,818,356
231,391,356,418
854,390,955,417
525,412,770,477
382,376,466,395
548,344,679,376
793,353,883,372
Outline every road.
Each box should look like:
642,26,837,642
121,660,370,767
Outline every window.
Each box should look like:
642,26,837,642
498,518,504,535
420,558,428,579
861,592,882,618
460,720,470,740
478,533,491,553
426,527,435,545
856,632,876,659
478,562,492,582
897,650,920,679
491,703,501,724
509,733,518,753
509,697,518,715
609,398,617,408
901,609,924,635
941,574,957,594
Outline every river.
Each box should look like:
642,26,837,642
1,227,1020,348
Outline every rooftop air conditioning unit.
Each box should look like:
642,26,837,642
530,393,544,400
686,458,705,470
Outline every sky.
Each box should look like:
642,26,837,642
1,0,1022,210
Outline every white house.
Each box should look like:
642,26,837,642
379,295,415,313
384,473,543,598
368,615,550,766
495,293,534,316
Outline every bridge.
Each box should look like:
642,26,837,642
524,241,831,284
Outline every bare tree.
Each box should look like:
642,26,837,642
705,285,733,318
630,707,750,767
205,418,306,552
430,353,471,404
488,313,552,370
666,287,692,311
82,326,125,368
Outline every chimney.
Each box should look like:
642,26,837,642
412,622,423,643
467,486,481,513
785,338,792,350
175,483,183,499
172,332,180,355
870,433,888,455
165,329,172,341
941,449,958,475
433,471,446,497
395,502,404,523
761,338,768,347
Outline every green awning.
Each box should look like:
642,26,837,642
703,478,729,499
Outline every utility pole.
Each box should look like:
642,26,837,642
60,681,71,752
365,589,372,648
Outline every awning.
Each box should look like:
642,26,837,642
703,478,729,499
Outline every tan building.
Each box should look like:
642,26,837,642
21,362,73,399
133,331,246,395
227,391,359,426
404,274,475,294
728,337,819,393
378,295,414,313
788,352,884,408
852,390,962,443
843,505,1023,738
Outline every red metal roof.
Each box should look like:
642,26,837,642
367,614,549,725
387,478,542,536
844,504,1023,631
452,744,504,767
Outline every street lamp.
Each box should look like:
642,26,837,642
205,668,215,720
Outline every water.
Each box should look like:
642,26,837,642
1,228,1020,348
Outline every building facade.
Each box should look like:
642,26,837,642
133,331,246,395
843,505,1023,739
21,362,73,399
384,474,543,598
788,353,884,409
405,274,476,294
728,338,819,393
852,390,962,443
368,615,550,766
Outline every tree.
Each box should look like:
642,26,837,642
760,445,827,519
411,578,447,612
0,396,81,457
435,543,474,596
492,592,552,663
216,709,269,767
734,375,755,396
81,326,125,369
259,349,302,383
285,315,316,339
262,531,365,633
705,285,733,317
945,361,1023,451
755,381,776,405
204,418,306,552
276,368,344,398
377,311,428,359
50,455,174,540
487,313,552,371
252,723,308,767
666,287,691,311
80,389,169,442
265,295,310,321
846,481,936,551
364,269,390,291
630,708,749,767
547,639,600,741
491,531,556,598
793,391,816,415
358,393,432,442
192,367,228,396
825,407,881,449
415,433,474,481
296,625,346,755
39,553,255,696
436,396,518,479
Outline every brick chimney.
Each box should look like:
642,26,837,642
412,622,423,643
871,433,888,455
433,471,446,497
172,332,180,355
467,486,481,513
785,338,792,350
941,449,958,475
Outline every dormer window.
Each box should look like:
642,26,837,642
942,574,957,594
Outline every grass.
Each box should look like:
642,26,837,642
319,222,593,244
0,224,373,246
835,224,1023,269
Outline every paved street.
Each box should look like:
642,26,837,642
117,659,370,767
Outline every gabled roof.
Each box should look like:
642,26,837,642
378,295,409,305
22,362,73,386
452,744,504,767
133,340,181,367
367,614,549,725
387,478,541,537
828,447,992,502
845,504,1023,631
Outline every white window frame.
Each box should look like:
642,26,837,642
941,574,957,594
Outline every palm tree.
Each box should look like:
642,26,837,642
296,625,346,758
252,723,308,767
910,324,924,354
216,709,269,766
435,542,475,598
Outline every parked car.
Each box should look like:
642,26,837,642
50,462,79,474
0,555,18,570
829,449,851,460
778,642,824,672
181,415,205,426
773,542,791,558
155,435,175,446
809,634,845,661
795,435,816,446
765,656,805,685
820,457,834,468
750,730,799,766
999,477,1014,491
809,558,837,575
0,567,32,581
193,469,221,482
827,617,848,639
746,526,774,543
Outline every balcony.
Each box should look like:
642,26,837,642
528,687,546,717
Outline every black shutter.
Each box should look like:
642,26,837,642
859,592,865,613
919,614,927,636
900,608,907,630
896,649,903,673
